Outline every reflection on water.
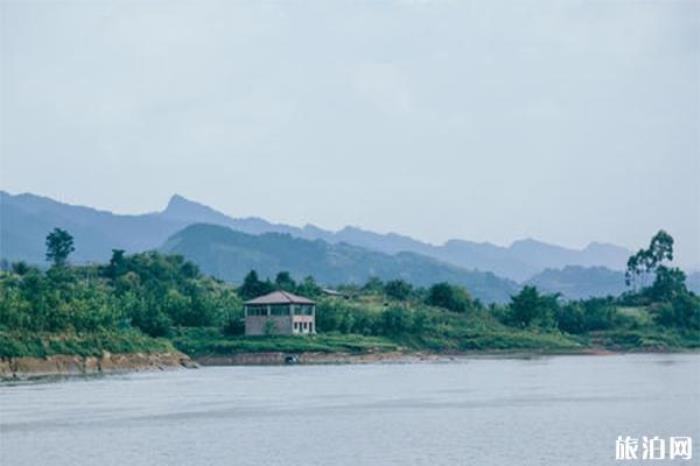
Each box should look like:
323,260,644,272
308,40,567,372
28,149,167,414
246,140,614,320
1,354,699,466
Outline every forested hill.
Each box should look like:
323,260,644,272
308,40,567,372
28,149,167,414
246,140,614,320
161,224,520,304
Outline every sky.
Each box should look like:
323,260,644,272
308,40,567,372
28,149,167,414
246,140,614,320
1,1,699,268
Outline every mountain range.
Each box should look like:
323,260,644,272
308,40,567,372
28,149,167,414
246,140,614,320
162,224,519,303
163,194,633,282
4,190,696,300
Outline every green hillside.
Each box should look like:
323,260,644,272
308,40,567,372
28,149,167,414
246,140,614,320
161,223,520,304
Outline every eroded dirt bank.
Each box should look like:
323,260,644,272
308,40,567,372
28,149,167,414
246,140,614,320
0,351,196,381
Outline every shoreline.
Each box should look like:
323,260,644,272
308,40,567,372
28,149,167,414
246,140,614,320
196,346,692,366
2,347,696,382
0,351,196,382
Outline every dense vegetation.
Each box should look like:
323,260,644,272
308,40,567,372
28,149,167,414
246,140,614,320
0,229,698,359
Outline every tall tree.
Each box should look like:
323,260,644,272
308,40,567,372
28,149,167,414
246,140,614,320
238,270,274,300
45,228,75,267
275,271,296,292
647,230,674,266
625,230,675,290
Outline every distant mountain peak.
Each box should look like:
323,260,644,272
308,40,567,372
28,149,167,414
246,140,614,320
161,194,231,223
164,194,201,212
509,238,558,251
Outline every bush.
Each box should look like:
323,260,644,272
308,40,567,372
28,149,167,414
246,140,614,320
556,299,617,334
652,293,700,330
425,283,473,313
222,310,245,336
506,286,558,328
384,280,413,301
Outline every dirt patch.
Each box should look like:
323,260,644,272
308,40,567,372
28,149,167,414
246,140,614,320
1,351,196,381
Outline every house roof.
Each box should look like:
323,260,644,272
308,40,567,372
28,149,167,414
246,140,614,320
245,290,315,305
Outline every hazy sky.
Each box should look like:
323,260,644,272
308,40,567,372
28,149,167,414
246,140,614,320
1,1,699,267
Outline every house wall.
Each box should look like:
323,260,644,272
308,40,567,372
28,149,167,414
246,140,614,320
291,315,316,334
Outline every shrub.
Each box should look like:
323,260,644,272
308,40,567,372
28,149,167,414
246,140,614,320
425,283,473,313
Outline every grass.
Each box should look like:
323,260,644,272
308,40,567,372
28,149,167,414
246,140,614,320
172,327,399,357
2,327,697,360
387,328,583,352
0,330,174,358
171,326,585,358
583,329,700,351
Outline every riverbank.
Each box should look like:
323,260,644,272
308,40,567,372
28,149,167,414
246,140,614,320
0,351,195,381
195,346,699,366
0,330,196,381
5,344,699,381
2,326,697,380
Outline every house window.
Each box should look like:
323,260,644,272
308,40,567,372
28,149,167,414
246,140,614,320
247,306,267,316
270,305,290,316
294,305,314,316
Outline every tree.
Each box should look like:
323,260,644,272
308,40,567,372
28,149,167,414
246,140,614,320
653,292,700,330
238,270,274,300
45,228,75,267
384,279,413,301
425,282,472,313
275,271,296,292
647,230,674,266
362,277,384,294
11,261,31,276
508,286,558,328
626,230,675,290
625,253,642,289
296,276,322,298
105,249,127,280
648,265,687,302
556,298,616,334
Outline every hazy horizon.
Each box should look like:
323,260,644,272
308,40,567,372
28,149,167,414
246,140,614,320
1,1,698,267
1,187,696,262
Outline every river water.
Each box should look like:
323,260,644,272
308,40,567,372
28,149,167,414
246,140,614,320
1,354,698,465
